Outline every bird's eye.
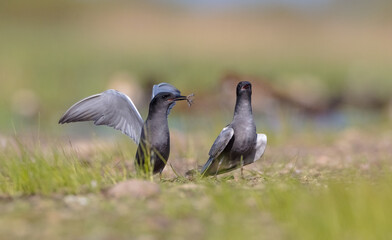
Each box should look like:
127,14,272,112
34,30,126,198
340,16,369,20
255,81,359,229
163,94,170,99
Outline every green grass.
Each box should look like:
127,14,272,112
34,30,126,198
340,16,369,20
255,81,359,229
0,138,131,196
0,132,391,240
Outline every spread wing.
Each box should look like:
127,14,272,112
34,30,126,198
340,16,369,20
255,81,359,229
254,133,267,161
151,83,181,98
152,83,181,115
59,89,144,144
201,126,234,174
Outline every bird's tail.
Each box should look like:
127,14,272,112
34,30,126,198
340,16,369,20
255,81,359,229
199,157,215,177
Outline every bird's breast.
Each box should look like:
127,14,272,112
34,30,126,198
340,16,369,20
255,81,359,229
231,123,257,154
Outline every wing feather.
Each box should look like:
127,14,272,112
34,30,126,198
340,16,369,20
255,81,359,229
253,133,267,161
200,127,234,175
59,89,144,144
208,127,234,159
151,83,181,98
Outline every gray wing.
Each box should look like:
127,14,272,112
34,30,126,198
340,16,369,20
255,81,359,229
152,83,181,115
208,126,234,159
151,83,181,98
253,133,267,161
59,89,144,144
201,127,234,174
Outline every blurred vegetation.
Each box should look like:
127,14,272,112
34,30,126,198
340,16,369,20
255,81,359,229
1,0,392,134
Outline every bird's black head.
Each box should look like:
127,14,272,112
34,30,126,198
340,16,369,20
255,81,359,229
150,92,187,112
236,81,252,96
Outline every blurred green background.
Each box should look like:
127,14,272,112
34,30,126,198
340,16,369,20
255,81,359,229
0,0,391,135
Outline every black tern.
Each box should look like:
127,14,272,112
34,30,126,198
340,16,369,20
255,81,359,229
200,81,267,176
59,83,189,175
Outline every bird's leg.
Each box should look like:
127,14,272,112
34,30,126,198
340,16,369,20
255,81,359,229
213,173,219,181
159,172,162,181
240,156,245,180
214,157,224,181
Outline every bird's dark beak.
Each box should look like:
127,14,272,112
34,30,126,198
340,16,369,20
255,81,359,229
173,95,187,101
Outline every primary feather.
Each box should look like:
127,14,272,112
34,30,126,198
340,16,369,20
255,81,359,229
59,89,144,144
208,127,234,159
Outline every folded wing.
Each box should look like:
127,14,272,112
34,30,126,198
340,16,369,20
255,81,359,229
201,126,234,175
152,83,181,98
59,89,144,144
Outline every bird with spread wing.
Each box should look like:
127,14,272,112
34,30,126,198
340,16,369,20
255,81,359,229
59,83,190,176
